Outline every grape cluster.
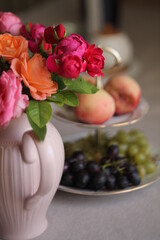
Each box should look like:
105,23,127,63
61,129,157,191
111,129,157,178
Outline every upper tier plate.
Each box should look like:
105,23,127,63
52,98,149,129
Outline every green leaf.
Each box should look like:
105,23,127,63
55,90,79,106
27,113,46,141
51,75,73,87
62,77,73,86
67,76,98,94
48,90,78,107
47,96,64,107
51,74,66,90
26,100,52,128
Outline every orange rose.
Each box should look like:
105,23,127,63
11,53,58,100
0,33,28,61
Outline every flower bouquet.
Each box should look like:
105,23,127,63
0,11,105,141
0,11,106,240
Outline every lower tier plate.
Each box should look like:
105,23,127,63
58,162,160,196
59,131,160,196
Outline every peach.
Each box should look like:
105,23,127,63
74,89,115,124
104,75,141,115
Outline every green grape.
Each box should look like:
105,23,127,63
145,156,154,163
134,152,146,164
107,139,119,147
144,162,156,174
140,146,151,157
127,144,139,157
129,129,141,135
137,165,146,178
136,131,145,139
129,129,145,143
137,137,149,148
129,129,139,142
119,143,128,155
115,130,130,144
94,151,103,163
64,142,74,158
85,152,93,161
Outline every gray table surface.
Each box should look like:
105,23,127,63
19,3,160,240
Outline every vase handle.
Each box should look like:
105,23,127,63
22,131,55,210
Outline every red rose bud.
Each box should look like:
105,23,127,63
44,26,55,44
21,22,33,40
28,40,39,53
53,24,66,41
26,22,33,33
44,24,66,44
39,39,52,56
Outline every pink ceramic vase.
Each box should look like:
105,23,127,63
0,114,64,240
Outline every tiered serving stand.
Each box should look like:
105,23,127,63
52,47,160,196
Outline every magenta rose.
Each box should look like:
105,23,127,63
44,24,66,44
21,23,45,53
0,70,29,126
47,54,85,78
46,55,58,73
54,33,89,59
57,55,84,78
84,44,105,77
30,23,45,40
0,12,22,35
28,41,39,53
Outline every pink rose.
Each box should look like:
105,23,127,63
57,55,83,78
0,12,22,35
54,33,89,58
84,44,105,77
44,24,66,44
0,70,28,126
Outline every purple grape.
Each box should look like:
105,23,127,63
128,172,141,186
89,171,107,191
86,160,101,176
107,144,119,160
106,175,116,190
72,150,85,162
74,170,90,189
116,174,129,189
61,173,74,187
70,159,85,174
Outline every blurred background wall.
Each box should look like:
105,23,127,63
1,0,160,13
0,0,45,12
1,0,159,74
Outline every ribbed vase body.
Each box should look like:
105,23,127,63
0,114,64,240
